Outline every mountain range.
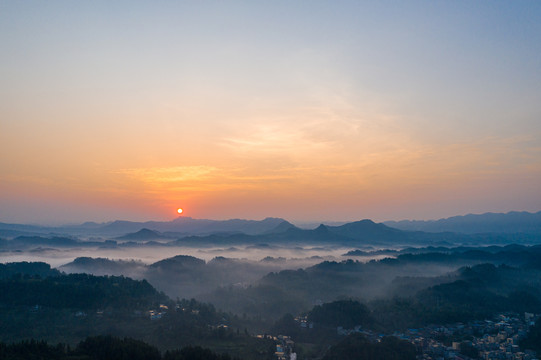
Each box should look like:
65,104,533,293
384,211,541,234
1,211,540,247
0,217,287,238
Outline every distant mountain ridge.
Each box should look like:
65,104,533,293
116,228,169,241
171,219,460,246
99,216,289,236
384,210,541,234
0,217,289,238
1,211,540,245
184,218,538,247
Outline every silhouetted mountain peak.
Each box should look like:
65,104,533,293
333,219,398,233
265,220,299,234
326,219,406,242
314,224,329,233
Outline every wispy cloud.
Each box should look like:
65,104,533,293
221,122,333,156
115,166,218,184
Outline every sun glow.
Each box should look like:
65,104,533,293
177,208,183,215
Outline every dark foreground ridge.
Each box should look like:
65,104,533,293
0,336,238,360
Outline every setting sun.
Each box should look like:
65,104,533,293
177,208,183,215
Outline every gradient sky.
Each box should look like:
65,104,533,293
1,1,540,224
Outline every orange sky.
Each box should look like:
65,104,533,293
1,2,540,224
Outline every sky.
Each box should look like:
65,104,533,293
1,1,540,225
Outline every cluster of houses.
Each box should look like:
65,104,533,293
396,313,540,360
285,312,540,360
58,301,539,360
148,304,169,320
274,335,295,360
293,315,313,329
255,334,296,360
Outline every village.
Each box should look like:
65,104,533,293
258,312,541,360
397,312,540,360
60,303,540,360
144,305,540,360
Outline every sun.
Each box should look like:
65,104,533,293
177,208,183,215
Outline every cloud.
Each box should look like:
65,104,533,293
221,122,334,156
115,166,218,184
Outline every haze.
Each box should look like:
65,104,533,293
1,1,541,225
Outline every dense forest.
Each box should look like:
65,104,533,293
521,318,541,353
0,265,272,359
0,334,422,360
2,246,541,359
201,246,541,322
0,336,239,360
322,334,417,360
0,273,165,309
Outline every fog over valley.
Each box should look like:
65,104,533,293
3,211,541,307
3,211,541,359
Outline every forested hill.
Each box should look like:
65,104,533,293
0,335,240,360
0,261,166,310
0,272,166,309
0,262,274,359
0,261,61,279
202,245,541,322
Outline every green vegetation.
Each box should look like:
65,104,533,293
0,262,61,279
0,336,240,360
2,247,541,359
308,300,372,329
0,270,272,359
322,334,417,360
76,336,161,360
0,273,165,309
205,252,541,328
521,318,541,353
